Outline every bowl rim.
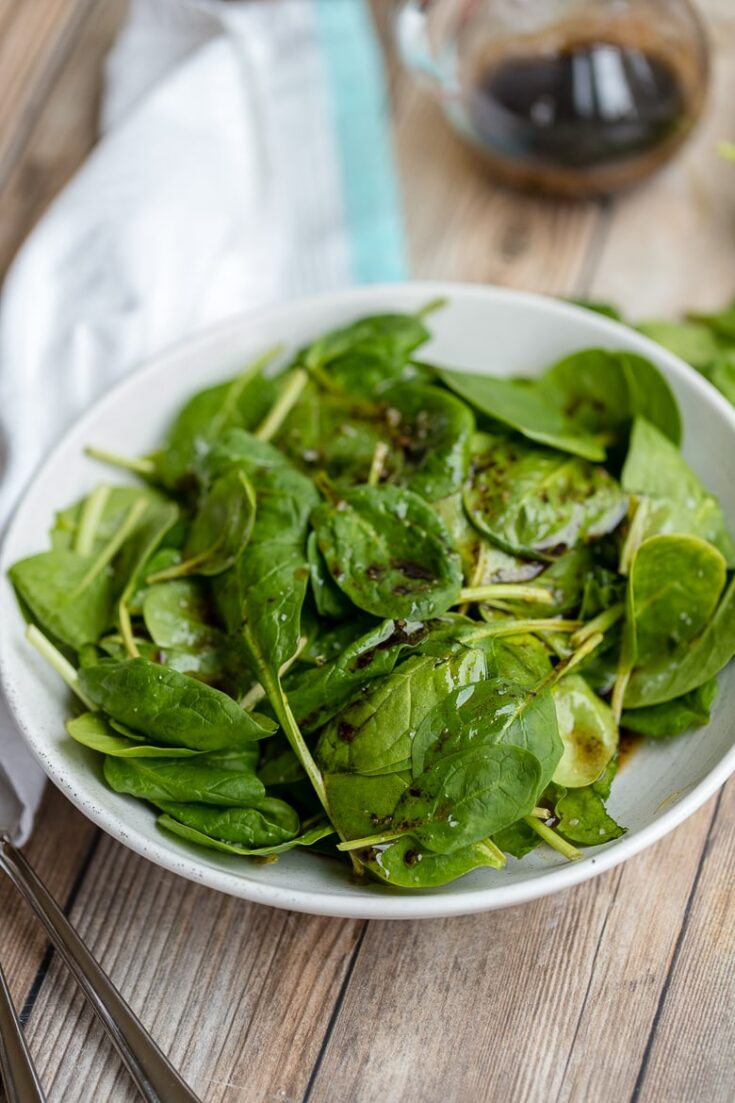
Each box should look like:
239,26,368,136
2,279,735,920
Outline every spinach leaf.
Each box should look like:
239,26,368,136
551,675,618,787
621,679,718,739
155,350,279,488
158,815,333,856
306,531,352,619
324,771,411,841
10,550,115,651
539,348,681,444
156,797,300,847
362,835,505,887
141,579,228,681
10,491,156,651
434,492,544,586
285,617,429,732
688,299,735,342
567,299,623,320
316,649,486,778
629,535,725,668
553,758,625,845
622,536,729,709
383,383,474,501
699,349,735,406
622,419,735,565
312,484,462,619
391,743,542,853
171,467,257,578
67,712,201,759
300,311,431,396
464,433,626,560
436,368,605,460
78,658,274,749
410,678,560,789
277,382,387,486
211,447,329,808
104,753,264,806
636,320,721,372
625,576,735,707
493,818,542,859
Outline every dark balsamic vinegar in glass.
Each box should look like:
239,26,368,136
463,29,705,196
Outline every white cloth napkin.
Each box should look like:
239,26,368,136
0,0,405,842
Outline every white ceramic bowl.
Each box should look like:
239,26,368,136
2,283,735,920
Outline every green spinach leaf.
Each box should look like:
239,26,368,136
621,679,718,738
436,368,605,460
464,433,626,560
622,418,735,565
104,753,264,806
539,348,681,444
391,743,542,853
551,674,618,787
156,797,300,847
78,658,274,749
312,484,462,619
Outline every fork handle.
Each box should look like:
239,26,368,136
0,961,45,1103
0,838,200,1103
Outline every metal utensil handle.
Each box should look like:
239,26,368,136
0,960,46,1103
0,839,200,1103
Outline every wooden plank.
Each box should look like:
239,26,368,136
303,799,717,1103
634,781,735,1103
587,0,735,317
0,0,126,278
0,0,100,191
20,833,362,1103
0,787,97,1010
394,81,604,293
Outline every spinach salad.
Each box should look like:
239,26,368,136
9,303,735,889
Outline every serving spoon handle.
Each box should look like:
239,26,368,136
0,837,201,1103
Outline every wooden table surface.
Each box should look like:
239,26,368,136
1,2,735,1101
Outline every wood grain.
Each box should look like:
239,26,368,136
587,0,735,317
0,788,97,1009
0,1,733,1101
0,0,100,191
20,833,362,1103
0,0,126,276
304,796,720,1103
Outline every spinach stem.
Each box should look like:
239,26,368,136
216,345,283,432
458,584,554,606
337,829,407,853
611,665,632,723
619,496,649,576
146,549,211,584
85,447,156,478
254,368,308,442
477,838,507,867
74,485,110,557
25,625,96,711
539,632,604,693
118,601,140,659
571,602,625,647
463,618,581,642
367,441,389,487
523,815,581,861
72,498,149,597
239,636,308,711
416,297,447,319
531,806,552,818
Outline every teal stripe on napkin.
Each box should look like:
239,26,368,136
314,0,407,283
